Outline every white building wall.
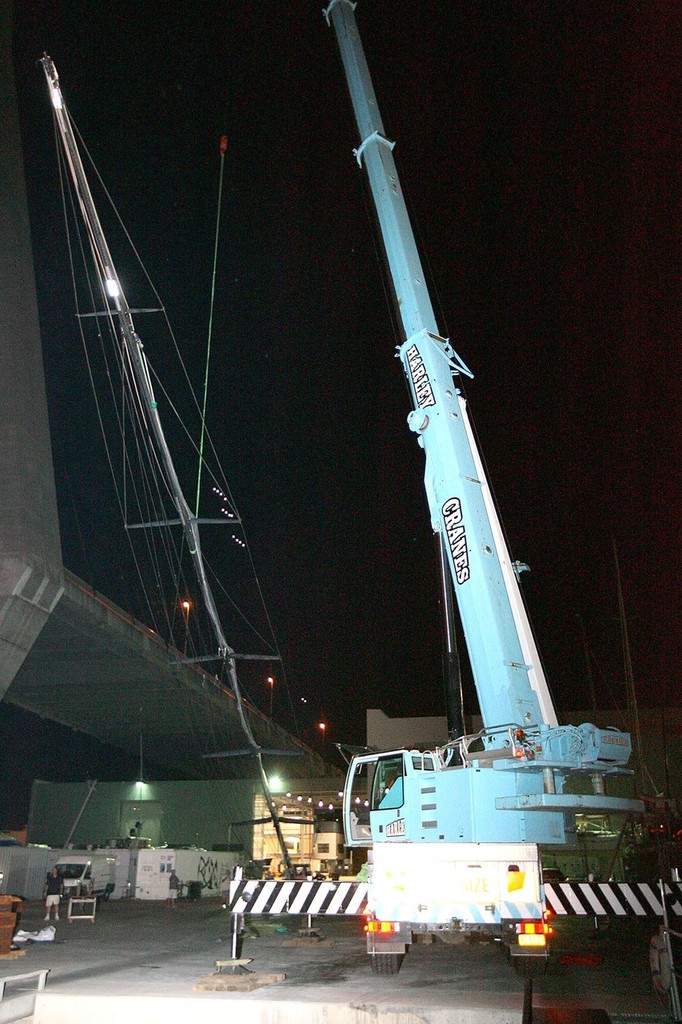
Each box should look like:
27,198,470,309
367,709,449,751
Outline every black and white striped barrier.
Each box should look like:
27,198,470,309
229,879,367,916
229,879,682,919
545,881,682,918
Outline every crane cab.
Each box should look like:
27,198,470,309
344,750,437,847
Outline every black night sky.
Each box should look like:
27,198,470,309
6,1,679,817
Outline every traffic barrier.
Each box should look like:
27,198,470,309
228,879,367,916
229,879,682,919
545,881,682,918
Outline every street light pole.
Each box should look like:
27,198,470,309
181,600,191,656
267,676,274,718
318,722,326,748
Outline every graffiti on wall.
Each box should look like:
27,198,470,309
197,855,223,891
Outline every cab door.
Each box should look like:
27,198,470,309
344,754,376,846
369,754,406,839
343,752,408,846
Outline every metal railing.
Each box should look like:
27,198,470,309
0,970,49,1024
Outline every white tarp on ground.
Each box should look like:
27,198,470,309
13,925,55,943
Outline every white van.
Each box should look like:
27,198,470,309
54,855,116,900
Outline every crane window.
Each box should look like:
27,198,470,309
372,755,405,811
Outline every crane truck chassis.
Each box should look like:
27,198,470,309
342,742,634,973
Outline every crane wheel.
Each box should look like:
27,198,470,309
512,955,548,977
370,953,404,975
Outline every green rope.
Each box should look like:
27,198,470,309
195,135,227,517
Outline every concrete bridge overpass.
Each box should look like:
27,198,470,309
4,566,325,779
0,5,325,784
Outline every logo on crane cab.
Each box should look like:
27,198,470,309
443,497,470,584
405,345,436,409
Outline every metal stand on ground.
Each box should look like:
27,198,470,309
298,913,323,940
215,912,253,975
0,969,49,1023
67,897,97,924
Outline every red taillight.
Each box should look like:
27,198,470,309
518,921,552,935
364,920,395,934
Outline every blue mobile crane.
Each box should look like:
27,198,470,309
324,0,643,973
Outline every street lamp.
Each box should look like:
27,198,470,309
181,600,191,656
318,721,326,747
267,676,274,717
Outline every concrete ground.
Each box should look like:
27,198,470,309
0,897,672,1024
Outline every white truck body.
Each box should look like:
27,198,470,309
369,842,543,929
365,842,548,970
133,848,238,900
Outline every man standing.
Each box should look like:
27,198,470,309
44,867,63,922
166,869,180,908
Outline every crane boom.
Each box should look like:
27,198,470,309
325,0,557,738
326,0,641,815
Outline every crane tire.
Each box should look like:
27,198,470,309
370,953,404,975
512,955,548,977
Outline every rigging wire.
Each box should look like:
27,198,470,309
195,135,228,519
60,115,270,646
70,120,242,521
61,122,238,649
55,125,167,636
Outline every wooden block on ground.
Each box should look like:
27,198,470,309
194,971,286,992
